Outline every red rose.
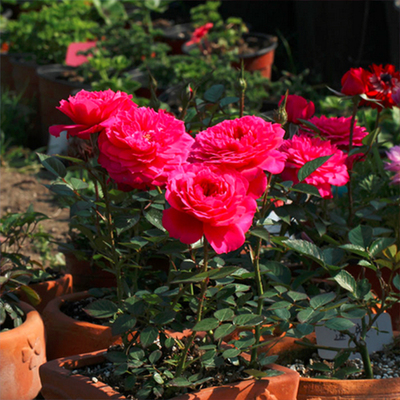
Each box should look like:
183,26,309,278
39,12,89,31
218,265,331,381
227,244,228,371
162,163,257,254
341,67,370,96
278,95,315,124
49,89,135,139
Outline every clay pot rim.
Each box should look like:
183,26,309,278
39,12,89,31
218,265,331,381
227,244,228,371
41,349,299,399
42,290,111,330
0,301,40,339
300,375,400,385
30,272,72,288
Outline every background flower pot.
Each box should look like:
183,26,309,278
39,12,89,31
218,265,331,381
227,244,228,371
41,291,121,360
232,33,278,79
297,375,400,400
63,250,117,292
36,64,91,152
40,349,300,400
17,273,73,314
0,52,15,90
0,301,46,400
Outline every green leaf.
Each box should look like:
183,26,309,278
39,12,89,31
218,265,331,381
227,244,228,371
83,299,118,318
153,372,164,385
354,279,371,299
250,227,270,241
310,362,331,372
233,313,264,327
151,311,176,325
204,84,224,103
149,350,162,364
287,291,308,302
291,183,321,197
297,155,333,182
340,244,369,258
261,261,291,285
144,208,165,231
334,350,351,369
140,326,159,347
214,323,236,340
193,318,220,332
112,314,136,335
283,239,325,266
243,369,269,379
393,274,400,291
222,348,241,359
310,292,336,309
37,153,66,178
114,214,140,236
214,308,234,322
267,301,292,310
348,225,373,249
219,96,239,107
70,177,88,190
297,308,324,324
369,238,396,257
333,270,356,293
259,355,279,366
169,377,192,387
104,351,127,363
325,318,355,331
362,127,380,147
19,285,41,306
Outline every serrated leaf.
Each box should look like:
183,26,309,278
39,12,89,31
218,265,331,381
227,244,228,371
283,239,325,266
287,291,308,302
348,225,373,249
193,318,220,331
112,314,136,335
37,153,66,178
325,318,355,331
204,84,224,103
222,348,241,359
298,155,333,182
83,299,118,318
310,292,336,309
214,308,234,322
144,208,165,231
233,313,264,327
214,323,236,340
140,326,158,347
250,227,270,241
333,270,356,293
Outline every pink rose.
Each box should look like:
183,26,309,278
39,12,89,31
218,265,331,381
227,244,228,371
341,67,370,96
98,107,194,190
162,163,257,254
188,116,286,199
280,135,349,199
385,145,400,185
278,94,315,124
299,115,368,152
186,22,213,46
391,88,400,107
49,89,135,139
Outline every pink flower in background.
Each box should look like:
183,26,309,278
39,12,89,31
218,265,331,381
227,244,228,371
299,115,368,152
385,145,400,185
280,135,349,198
188,116,286,199
278,94,315,124
186,22,213,46
98,107,194,190
162,163,257,254
49,89,135,139
362,64,400,109
392,88,400,107
340,67,371,96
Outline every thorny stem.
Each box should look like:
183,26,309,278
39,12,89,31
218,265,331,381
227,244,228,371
347,98,359,225
175,238,210,377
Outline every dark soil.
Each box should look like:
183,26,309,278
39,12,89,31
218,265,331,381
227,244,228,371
60,297,109,325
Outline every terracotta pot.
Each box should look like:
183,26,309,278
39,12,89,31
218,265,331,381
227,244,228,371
36,64,91,147
297,375,400,400
0,52,15,90
42,291,121,360
0,301,46,400
182,32,278,79
40,349,299,400
63,250,116,292
233,33,278,79
18,273,73,313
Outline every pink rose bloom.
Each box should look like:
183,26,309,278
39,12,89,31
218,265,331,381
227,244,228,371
280,135,349,199
98,107,194,190
385,145,400,185
186,22,213,46
341,67,371,96
299,115,368,152
188,116,286,199
162,163,257,254
278,94,315,124
49,89,135,139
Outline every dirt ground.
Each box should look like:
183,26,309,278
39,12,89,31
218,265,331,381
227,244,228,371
0,166,70,257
